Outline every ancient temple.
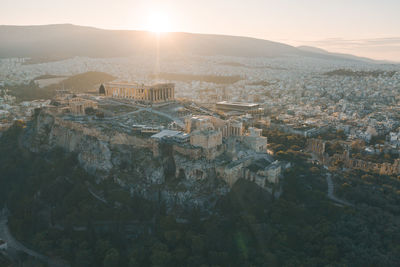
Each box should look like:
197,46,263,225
101,82,174,103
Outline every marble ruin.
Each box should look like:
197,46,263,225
102,82,175,103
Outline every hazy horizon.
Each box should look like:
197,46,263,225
2,0,400,61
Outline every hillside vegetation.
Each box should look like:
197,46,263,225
8,71,115,101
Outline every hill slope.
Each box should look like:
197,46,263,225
8,71,115,101
297,45,385,63
0,24,375,62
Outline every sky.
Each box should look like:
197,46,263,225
2,0,400,61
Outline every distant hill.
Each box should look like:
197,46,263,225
323,69,396,77
0,24,378,62
51,71,115,92
297,45,384,63
8,71,115,101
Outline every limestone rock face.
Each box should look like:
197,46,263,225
173,153,214,181
22,110,230,214
25,112,116,176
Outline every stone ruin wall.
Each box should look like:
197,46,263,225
307,139,400,176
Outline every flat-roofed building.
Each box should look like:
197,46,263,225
216,101,260,113
102,82,175,103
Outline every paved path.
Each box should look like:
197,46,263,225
326,173,353,207
104,105,184,128
87,184,108,204
145,108,184,128
0,208,68,267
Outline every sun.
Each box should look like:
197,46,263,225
146,11,171,33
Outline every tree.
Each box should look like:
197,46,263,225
103,248,120,267
310,166,319,174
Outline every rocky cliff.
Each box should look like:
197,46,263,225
22,110,229,214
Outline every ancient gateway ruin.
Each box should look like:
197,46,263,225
101,82,175,103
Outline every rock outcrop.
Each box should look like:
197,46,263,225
22,110,229,214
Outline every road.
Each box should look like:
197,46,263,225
0,208,69,266
326,173,353,207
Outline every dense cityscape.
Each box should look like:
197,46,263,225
0,1,400,266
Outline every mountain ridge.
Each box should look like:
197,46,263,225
297,45,393,64
0,24,381,63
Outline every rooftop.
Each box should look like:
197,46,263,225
216,101,259,108
151,130,188,140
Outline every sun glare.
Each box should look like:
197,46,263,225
146,11,171,33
